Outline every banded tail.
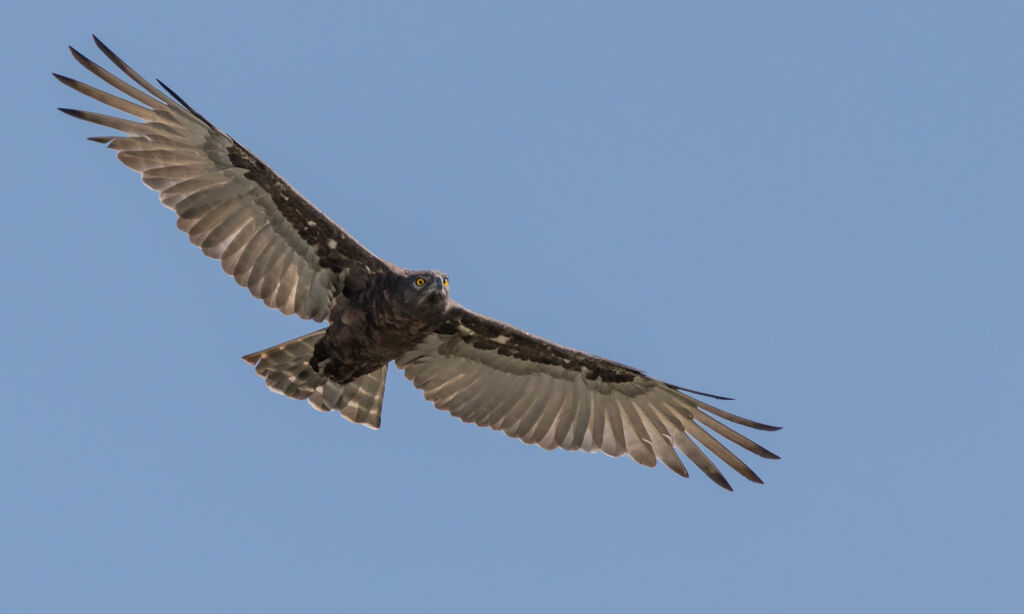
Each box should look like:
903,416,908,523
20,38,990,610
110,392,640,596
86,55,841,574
242,329,388,429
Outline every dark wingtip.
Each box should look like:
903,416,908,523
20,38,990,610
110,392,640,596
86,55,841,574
734,419,781,432
667,382,734,401
705,393,735,401
156,78,182,102
67,45,103,76
92,34,111,54
91,35,126,70
59,107,112,143
701,467,733,491
156,77,217,129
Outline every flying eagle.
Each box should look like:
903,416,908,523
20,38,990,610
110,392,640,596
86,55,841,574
56,36,780,490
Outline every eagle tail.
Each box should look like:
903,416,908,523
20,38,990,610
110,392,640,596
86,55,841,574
242,329,388,429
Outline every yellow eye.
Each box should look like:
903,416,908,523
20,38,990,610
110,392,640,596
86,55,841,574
415,277,426,286
443,278,448,287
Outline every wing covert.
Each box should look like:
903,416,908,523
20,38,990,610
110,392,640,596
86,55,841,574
396,306,780,490
57,36,393,321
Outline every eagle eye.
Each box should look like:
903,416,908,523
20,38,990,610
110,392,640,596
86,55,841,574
415,277,426,287
443,278,449,287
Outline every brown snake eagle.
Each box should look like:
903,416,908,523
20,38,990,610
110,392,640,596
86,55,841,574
57,36,780,490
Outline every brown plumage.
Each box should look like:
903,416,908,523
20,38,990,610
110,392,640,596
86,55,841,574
57,36,780,490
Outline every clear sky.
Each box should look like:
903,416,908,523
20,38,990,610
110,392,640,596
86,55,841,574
2,2,1021,612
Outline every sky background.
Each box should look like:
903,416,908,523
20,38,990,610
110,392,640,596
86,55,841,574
2,2,1022,612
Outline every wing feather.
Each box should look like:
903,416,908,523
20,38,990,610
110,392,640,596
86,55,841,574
565,384,593,451
508,378,553,440
691,410,780,459
618,397,657,467
257,241,289,299
67,45,165,109
187,200,242,242
683,419,763,484
54,73,157,119
491,382,539,433
396,305,780,488
58,37,393,321
522,381,567,447
272,257,302,313
550,382,582,450
638,410,690,478
498,379,539,437
585,393,605,453
469,381,520,428
199,206,250,254
233,224,276,286
672,431,732,491
600,396,628,458
446,380,495,424
220,220,264,272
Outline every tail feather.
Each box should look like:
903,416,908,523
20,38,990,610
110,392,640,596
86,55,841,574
242,329,388,429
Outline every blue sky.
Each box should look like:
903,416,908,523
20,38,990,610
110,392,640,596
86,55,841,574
3,2,1022,612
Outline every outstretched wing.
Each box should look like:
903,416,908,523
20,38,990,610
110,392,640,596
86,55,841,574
56,36,393,321
396,305,780,490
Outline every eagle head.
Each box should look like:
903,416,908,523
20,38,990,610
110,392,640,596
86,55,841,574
398,269,451,316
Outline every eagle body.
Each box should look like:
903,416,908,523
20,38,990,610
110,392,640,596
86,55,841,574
57,36,781,490
314,271,452,384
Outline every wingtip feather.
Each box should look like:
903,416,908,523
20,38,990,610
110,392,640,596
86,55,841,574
668,381,735,401
92,34,113,56
68,45,89,66
156,77,216,129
